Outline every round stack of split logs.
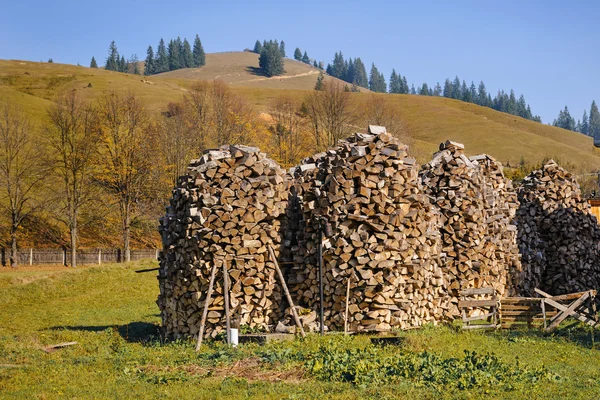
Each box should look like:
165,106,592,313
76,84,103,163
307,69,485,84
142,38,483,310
515,160,600,296
420,141,521,315
158,145,289,339
290,127,447,332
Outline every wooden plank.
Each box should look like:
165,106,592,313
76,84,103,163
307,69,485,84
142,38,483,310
544,293,595,332
460,287,495,296
462,324,499,330
196,262,218,352
534,288,596,301
463,312,495,322
501,297,543,304
501,310,557,317
459,299,497,308
223,261,231,346
268,245,306,338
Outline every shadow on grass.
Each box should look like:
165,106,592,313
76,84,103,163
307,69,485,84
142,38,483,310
49,321,160,343
489,321,600,349
245,66,266,77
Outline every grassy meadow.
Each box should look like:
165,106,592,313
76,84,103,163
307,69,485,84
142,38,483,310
2,54,600,171
1,261,600,399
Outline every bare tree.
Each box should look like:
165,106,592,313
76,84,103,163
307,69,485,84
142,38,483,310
303,81,355,148
46,91,100,267
0,103,45,267
97,91,156,262
268,96,309,167
210,80,259,146
183,81,213,152
361,94,410,143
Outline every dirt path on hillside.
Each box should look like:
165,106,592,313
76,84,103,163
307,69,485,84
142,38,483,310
238,70,319,84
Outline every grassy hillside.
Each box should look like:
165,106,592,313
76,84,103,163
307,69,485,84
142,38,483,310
153,51,360,91
1,262,600,399
2,57,600,170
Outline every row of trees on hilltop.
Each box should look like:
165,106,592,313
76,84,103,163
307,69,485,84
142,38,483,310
93,41,141,74
144,35,205,76
553,102,600,136
321,51,542,122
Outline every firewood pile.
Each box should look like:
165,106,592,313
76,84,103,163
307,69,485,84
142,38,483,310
157,145,290,339
515,160,600,296
289,127,447,332
420,141,520,316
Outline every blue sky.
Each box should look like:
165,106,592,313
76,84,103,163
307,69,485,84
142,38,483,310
1,0,598,124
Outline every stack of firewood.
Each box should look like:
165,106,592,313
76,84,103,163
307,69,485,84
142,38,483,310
157,145,290,339
515,160,600,295
420,141,520,316
290,127,447,332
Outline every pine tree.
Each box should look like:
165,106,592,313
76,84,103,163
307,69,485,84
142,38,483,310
90,56,98,68
461,80,469,102
353,58,368,88
105,40,119,71
47,58,53,63
313,60,318,68
182,38,193,68
144,46,155,75
507,90,517,115
314,71,325,90
294,48,302,60
193,35,206,67
302,51,310,64
168,39,180,71
451,76,461,99
477,81,487,105
433,83,442,96
517,95,527,118
419,83,430,96
176,37,185,69
254,40,262,54
389,69,400,93
443,79,453,98
469,82,477,104
368,64,386,92
346,58,355,83
155,39,169,73
590,101,600,139
401,76,409,94
279,41,286,58
582,109,589,135
119,55,126,73
410,84,416,95
331,52,347,80
553,106,576,131
258,41,285,77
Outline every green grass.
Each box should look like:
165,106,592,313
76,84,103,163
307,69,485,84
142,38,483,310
1,261,600,399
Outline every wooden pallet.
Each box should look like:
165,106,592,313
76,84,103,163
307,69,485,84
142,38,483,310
459,287,499,330
500,297,556,329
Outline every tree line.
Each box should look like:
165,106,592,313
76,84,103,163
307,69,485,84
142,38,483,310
552,101,600,137
144,35,205,76
91,41,141,75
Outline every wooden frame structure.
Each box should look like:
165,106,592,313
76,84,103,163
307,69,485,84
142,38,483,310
458,287,500,330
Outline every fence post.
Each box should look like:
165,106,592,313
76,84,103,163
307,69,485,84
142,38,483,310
62,248,66,266
30,248,33,265
98,249,101,265
117,249,121,263
155,249,159,260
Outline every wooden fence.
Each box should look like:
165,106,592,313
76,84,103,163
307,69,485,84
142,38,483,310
0,248,159,266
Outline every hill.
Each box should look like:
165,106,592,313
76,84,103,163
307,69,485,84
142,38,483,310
1,57,600,171
152,51,360,91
